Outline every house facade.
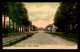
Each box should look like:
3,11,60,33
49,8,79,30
46,24,58,33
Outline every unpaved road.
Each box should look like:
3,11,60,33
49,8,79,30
3,30,77,49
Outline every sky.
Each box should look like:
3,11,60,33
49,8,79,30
23,2,60,28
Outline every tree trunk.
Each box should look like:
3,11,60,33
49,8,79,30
16,23,17,32
17,25,19,32
8,18,10,33
18,25,19,32
4,15,5,34
68,24,70,32
72,24,75,33
22,26,23,32
17,25,18,32
13,21,14,32
20,26,21,33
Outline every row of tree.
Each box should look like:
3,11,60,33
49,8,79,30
54,2,79,34
2,2,32,34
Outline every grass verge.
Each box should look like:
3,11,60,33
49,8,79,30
3,32,36,47
46,32,78,43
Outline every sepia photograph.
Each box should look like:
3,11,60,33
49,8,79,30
2,2,78,49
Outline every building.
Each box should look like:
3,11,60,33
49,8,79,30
45,24,52,32
45,24,58,32
52,24,58,33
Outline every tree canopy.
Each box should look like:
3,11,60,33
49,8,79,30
54,2,78,33
2,2,8,16
8,2,31,26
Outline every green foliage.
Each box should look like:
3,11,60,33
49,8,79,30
8,2,23,26
8,2,31,26
32,25,38,31
2,2,32,34
2,2,8,16
54,2,78,33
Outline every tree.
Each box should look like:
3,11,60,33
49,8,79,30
32,25,38,31
54,2,78,33
2,2,31,34
2,2,8,34
8,2,31,33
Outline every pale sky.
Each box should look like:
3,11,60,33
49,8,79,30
23,2,60,28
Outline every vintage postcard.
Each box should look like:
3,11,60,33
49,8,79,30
2,2,78,49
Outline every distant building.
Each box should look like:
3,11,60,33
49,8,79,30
46,24,58,32
38,27,44,30
45,24,52,32
52,24,58,32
